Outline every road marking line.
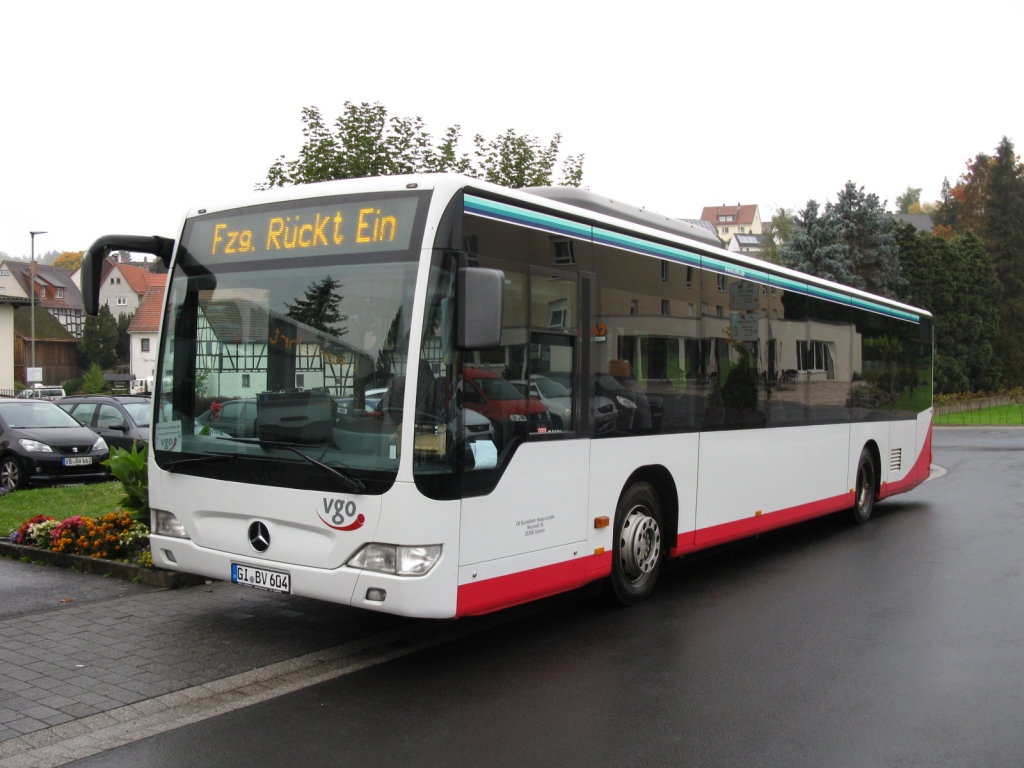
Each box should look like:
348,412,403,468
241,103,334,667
0,601,552,768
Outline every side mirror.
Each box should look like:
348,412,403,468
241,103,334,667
82,235,175,316
458,267,504,350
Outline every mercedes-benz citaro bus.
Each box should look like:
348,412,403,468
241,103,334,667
81,175,933,618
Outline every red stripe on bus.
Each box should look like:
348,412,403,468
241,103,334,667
456,551,610,617
673,491,857,554
458,424,933,617
878,423,932,500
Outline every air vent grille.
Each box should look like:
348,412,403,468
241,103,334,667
889,448,902,473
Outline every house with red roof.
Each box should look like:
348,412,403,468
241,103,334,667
98,259,167,318
127,285,166,385
699,203,762,246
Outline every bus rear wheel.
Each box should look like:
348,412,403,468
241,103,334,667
852,448,877,524
604,482,664,606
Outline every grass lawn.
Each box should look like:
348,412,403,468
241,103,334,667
0,482,125,536
934,404,1024,426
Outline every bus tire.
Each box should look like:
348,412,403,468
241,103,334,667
851,448,877,524
604,482,664,606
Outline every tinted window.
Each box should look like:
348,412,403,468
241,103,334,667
97,404,124,429
70,403,99,426
701,270,768,430
0,403,83,429
806,293,853,424
591,241,703,435
851,308,893,421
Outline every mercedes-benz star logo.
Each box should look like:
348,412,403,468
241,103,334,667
248,521,270,553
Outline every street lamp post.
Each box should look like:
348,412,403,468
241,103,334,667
29,231,47,375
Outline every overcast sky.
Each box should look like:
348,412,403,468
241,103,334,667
1,0,1020,258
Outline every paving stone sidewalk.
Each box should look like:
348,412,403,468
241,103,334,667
0,557,411,743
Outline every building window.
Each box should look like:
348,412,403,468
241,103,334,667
716,305,724,318
0,287,5,296
551,240,575,265
110,278,115,285
242,374,250,388
685,266,693,287
295,374,305,387
116,277,121,284
717,274,727,291
39,287,46,299
688,302,695,317
722,227,729,234
701,302,708,315
761,285,768,295
140,338,150,352
630,300,638,316
661,299,670,316
56,288,64,299
661,261,669,283
117,297,128,306
718,215,734,222
797,340,833,372
739,227,745,233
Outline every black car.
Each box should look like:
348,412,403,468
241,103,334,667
0,401,112,490
57,395,151,452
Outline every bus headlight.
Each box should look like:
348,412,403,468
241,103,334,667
347,544,442,576
153,509,190,539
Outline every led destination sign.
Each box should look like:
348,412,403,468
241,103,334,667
187,196,420,262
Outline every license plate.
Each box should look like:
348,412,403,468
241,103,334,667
62,457,93,466
231,563,291,593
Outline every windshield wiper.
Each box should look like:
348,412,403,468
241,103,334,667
161,454,231,470
215,437,365,493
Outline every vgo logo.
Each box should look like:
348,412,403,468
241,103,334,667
317,497,365,531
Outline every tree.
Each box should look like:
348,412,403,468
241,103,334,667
779,200,855,285
779,182,905,299
78,304,119,370
80,363,109,394
895,186,922,214
285,277,347,337
829,182,905,298
116,311,134,364
934,137,1024,385
53,251,84,270
263,102,584,190
895,223,1001,392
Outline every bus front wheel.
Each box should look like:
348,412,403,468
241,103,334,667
604,482,664,606
852,448,877,524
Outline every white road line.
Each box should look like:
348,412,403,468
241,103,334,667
926,463,947,481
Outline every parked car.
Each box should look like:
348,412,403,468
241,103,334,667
194,398,258,439
593,372,653,432
16,386,66,401
510,375,618,435
57,395,151,452
0,401,111,490
460,368,553,437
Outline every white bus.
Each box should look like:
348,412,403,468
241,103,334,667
82,175,933,618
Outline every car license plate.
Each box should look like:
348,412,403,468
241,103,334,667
62,457,92,466
231,563,291,593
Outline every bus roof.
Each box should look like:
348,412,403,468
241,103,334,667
183,174,931,320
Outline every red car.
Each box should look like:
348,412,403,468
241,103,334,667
460,368,553,435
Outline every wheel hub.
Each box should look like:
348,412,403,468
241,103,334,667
620,506,661,580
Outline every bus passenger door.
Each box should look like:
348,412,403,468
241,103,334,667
458,262,589,581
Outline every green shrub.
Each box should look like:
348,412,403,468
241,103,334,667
102,443,149,523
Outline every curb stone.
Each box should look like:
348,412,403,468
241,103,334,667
0,541,209,588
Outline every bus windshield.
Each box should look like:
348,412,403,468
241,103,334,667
153,191,427,493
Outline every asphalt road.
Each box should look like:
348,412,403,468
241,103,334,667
71,427,1024,768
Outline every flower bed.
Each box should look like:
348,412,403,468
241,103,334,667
9,512,153,567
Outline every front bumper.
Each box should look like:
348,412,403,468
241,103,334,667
150,535,458,619
22,454,112,484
